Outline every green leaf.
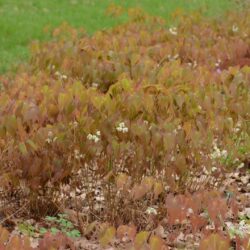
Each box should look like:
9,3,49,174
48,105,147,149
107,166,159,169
26,139,38,151
134,231,150,249
5,115,17,136
149,235,165,250
199,233,230,250
50,227,59,235
45,216,57,222
39,227,48,234
99,226,116,247
58,213,67,218
0,125,6,137
18,143,28,155
67,229,81,238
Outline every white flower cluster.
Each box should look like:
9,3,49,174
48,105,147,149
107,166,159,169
146,207,158,215
169,26,178,36
55,71,67,80
202,165,217,175
87,131,101,143
50,64,56,70
215,59,221,68
187,60,198,69
69,121,78,129
167,54,179,62
45,131,58,144
91,82,99,88
186,208,194,216
74,149,84,160
232,157,245,169
226,220,250,239
233,121,242,133
116,122,128,133
173,125,182,135
210,141,228,160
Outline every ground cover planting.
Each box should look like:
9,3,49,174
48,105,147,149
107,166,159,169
0,5,250,250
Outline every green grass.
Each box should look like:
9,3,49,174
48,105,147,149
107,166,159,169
0,0,237,74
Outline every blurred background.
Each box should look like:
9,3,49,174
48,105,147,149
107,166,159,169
0,0,240,74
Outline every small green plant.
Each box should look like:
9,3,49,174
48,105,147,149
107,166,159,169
18,222,36,237
44,213,81,238
18,214,81,239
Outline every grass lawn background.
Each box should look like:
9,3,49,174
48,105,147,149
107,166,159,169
0,0,238,74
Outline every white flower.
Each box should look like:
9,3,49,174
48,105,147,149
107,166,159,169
116,127,123,132
167,54,179,62
203,166,209,175
238,162,244,169
221,150,228,158
169,27,178,35
211,167,217,172
87,134,93,140
187,208,194,215
211,149,221,159
46,131,57,144
210,142,228,160
122,127,128,133
146,207,157,215
92,82,99,88
215,59,221,68
226,220,250,239
96,130,101,136
87,133,100,143
73,121,78,128
48,131,53,138
232,24,239,33
233,121,242,133
236,121,242,128
173,54,179,60
119,122,125,128
55,71,67,80
74,149,80,159
95,196,105,202
177,125,182,130
170,156,175,162
93,135,100,143
233,158,239,163
116,122,128,133
233,127,240,133
45,138,52,144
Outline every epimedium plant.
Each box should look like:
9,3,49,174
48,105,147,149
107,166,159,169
43,213,81,238
18,214,81,240
0,5,249,249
